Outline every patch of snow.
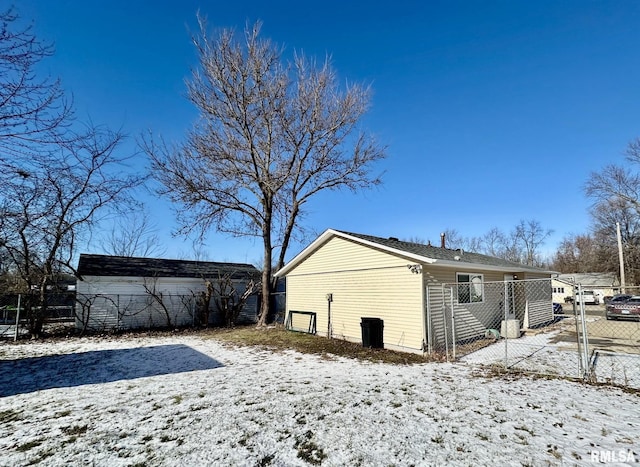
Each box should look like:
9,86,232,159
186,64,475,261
0,335,638,466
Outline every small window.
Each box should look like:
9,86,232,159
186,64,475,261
457,273,484,303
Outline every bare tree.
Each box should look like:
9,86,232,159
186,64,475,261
586,138,640,216
441,228,464,249
99,210,166,258
513,219,553,267
142,277,175,328
0,8,72,174
591,197,640,284
481,227,507,257
402,236,427,245
584,138,640,283
143,19,385,325
0,126,143,336
440,228,482,252
0,9,145,336
210,273,259,327
194,279,214,326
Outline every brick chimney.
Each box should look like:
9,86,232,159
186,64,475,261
440,232,446,248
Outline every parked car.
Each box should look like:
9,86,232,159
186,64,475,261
575,290,599,305
552,302,563,314
606,295,640,321
606,294,632,307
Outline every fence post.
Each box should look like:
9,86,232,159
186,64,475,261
14,294,21,342
441,284,449,362
450,287,456,360
503,282,508,370
577,284,591,380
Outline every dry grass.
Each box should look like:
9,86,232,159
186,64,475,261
206,325,443,365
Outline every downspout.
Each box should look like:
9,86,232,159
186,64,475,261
424,285,431,354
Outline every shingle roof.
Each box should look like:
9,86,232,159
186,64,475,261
275,229,554,277
556,272,620,286
338,231,549,272
77,254,259,279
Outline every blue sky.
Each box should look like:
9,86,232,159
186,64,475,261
18,1,640,265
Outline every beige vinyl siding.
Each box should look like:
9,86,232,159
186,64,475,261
424,270,552,346
285,236,424,352
424,268,509,346
524,272,551,280
523,279,553,328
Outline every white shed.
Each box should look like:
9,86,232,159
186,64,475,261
76,254,260,332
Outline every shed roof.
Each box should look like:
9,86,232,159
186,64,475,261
77,254,259,279
555,272,620,287
275,229,554,277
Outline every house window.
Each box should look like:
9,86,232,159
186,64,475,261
553,287,565,294
457,273,484,303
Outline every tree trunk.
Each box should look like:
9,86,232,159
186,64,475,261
257,211,272,326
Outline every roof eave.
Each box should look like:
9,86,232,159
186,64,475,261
274,229,553,277
427,259,554,274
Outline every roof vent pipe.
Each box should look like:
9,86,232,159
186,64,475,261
440,232,446,249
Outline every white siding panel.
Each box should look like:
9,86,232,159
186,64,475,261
76,276,257,330
524,279,554,328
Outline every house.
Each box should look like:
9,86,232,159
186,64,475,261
275,229,555,354
76,254,260,332
552,272,621,304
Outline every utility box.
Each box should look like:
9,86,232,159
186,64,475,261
501,319,521,339
361,317,384,348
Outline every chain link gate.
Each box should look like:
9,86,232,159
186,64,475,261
426,279,585,380
425,278,640,389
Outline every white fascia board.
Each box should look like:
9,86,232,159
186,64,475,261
427,259,553,274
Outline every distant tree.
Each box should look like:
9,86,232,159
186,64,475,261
551,234,599,273
99,210,165,258
513,219,553,267
586,138,640,216
143,19,385,326
585,138,640,284
441,228,483,253
441,228,464,249
591,198,640,284
481,227,507,258
433,220,551,267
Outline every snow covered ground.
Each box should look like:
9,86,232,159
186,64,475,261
1,334,639,466
461,326,640,390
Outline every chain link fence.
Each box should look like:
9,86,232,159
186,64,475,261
426,278,640,389
75,292,259,333
0,293,75,339
0,291,259,337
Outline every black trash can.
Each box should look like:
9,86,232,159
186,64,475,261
361,317,384,348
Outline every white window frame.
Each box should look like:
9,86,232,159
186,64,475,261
456,272,484,304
